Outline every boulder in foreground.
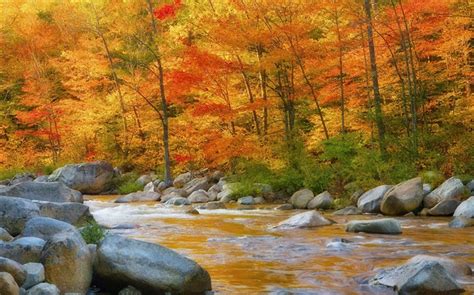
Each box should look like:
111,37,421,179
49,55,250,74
0,196,40,236
424,177,465,208
370,260,464,294
357,185,392,214
453,196,474,218
0,181,82,203
0,272,19,295
289,189,314,209
34,201,94,226
48,161,115,194
346,218,401,234
95,234,212,294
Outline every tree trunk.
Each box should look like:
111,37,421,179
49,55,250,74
364,0,386,156
237,56,261,136
335,9,345,134
146,0,172,185
257,46,269,135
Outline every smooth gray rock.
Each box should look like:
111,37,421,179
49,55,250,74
0,257,26,286
33,176,49,183
95,234,212,293
0,227,13,242
254,196,265,204
467,180,474,193
188,190,210,203
11,173,35,185
48,161,114,194
164,197,191,206
449,216,474,228
40,232,92,294
237,196,255,205
0,272,19,295
277,211,333,228
26,283,60,295
197,201,226,210
119,285,142,295
160,191,184,203
135,174,154,186
22,263,45,289
307,191,333,210
0,237,46,264
370,260,464,294
173,172,192,188
0,196,40,236
22,217,77,241
381,178,424,216
357,185,392,214
453,196,474,218
289,189,314,209
333,206,362,216
422,183,433,195
183,177,211,196
407,255,472,277
0,182,82,203
33,201,93,226
115,191,161,203
346,218,402,234
427,199,460,216
424,177,465,208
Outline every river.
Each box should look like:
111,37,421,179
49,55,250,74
85,195,474,294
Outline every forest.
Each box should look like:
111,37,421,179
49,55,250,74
0,0,472,193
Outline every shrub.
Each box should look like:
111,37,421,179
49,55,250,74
118,182,144,195
80,221,106,245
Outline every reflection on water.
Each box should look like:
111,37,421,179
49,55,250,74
85,196,474,294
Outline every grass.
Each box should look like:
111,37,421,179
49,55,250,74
80,220,107,245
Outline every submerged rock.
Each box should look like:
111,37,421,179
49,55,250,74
115,192,161,203
0,181,82,203
48,161,115,194
197,201,226,210
277,211,333,228
357,185,392,214
406,255,472,277
449,216,474,228
274,204,294,211
95,234,212,293
289,189,314,209
424,177,465,209
380,178,424,216
346,218,402,235
0,196,40,236
370,260,464,294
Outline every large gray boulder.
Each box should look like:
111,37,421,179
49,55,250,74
115,192,161,203
0,237,46,264
188,190,210,203
289,189,314,209
276,211,333,228
453,196,474,218
22,217,77,241
0,257,26,286
357,185,392,213
26,282,60,295
0,272,19,295
406,255,472,277
0,196,40,236
40,232,93,294
183,177,211,196
427,199,460,216
173,172,192,188
34,201,93,226
237,196,255,205
424,177,465,208
22,263,45,289
380,178,424,216
48,161,114,194
370,260,464,294
307,191,333,210
95,234,212,293
346,218,402,234
0,182,82,203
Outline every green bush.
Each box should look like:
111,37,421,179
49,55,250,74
80,221,106,245
118,182,144,195
0,168,25,181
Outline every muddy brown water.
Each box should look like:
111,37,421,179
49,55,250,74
85,195,474,294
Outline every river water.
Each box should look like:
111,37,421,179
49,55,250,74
85,195,474,294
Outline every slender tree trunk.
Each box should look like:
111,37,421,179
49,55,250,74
237,56,261,136
146,0,172,185
335,9,345,134
364,0,386,156
257,46,269,135
360,28,375,143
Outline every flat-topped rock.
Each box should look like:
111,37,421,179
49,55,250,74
115,191,161,203
277,211,333,228
0,181,82,203
346,218,402,235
